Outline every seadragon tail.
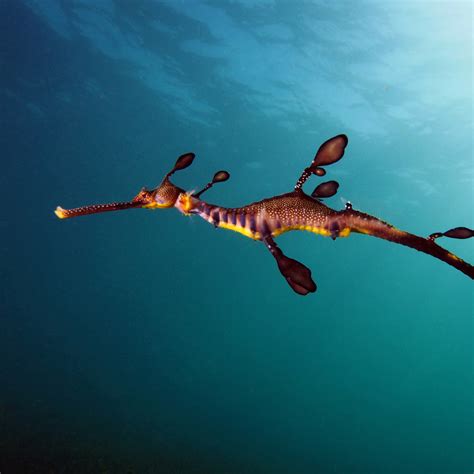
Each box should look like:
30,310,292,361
343,209,474,279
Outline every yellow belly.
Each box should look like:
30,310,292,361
217,222,351,240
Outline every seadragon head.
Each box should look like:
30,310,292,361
54,152,196,219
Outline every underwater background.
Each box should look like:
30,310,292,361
1,1,473,473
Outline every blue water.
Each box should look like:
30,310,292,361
2,1,473,472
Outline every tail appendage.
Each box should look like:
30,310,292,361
344,209,474,279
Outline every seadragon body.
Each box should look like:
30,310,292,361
55,135,474,295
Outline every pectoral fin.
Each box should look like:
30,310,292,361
263,235,317,295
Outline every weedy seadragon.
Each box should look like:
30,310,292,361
55,135,473,295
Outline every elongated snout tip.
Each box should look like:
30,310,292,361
54,206,68,219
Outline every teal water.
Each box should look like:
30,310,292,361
1,1,473,472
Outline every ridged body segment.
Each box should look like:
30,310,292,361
194,191,342,240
